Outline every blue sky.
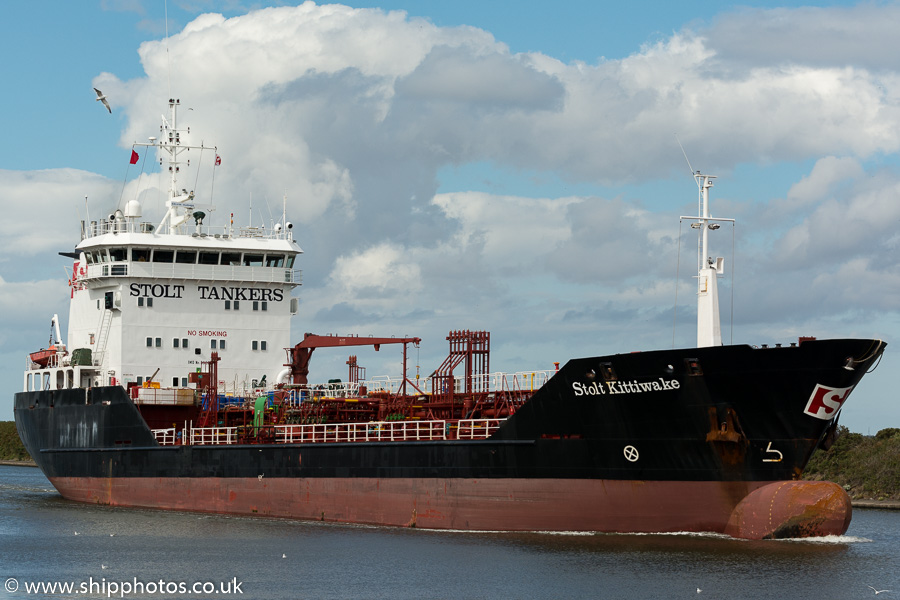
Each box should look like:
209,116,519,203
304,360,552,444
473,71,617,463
1,0,899,433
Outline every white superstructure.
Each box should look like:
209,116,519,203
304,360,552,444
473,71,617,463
24,97,302,395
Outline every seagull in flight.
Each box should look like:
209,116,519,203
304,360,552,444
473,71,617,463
868,586,892,595
93,87,111,113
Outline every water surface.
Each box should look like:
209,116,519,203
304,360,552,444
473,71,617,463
1,466,897,599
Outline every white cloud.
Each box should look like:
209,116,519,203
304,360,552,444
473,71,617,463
706,4,900,70
0,169,116,257
785,156,863,208
330,242,422,296
432,192,578,268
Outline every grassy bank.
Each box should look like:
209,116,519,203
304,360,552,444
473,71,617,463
804,426,900,501
0,421,32,461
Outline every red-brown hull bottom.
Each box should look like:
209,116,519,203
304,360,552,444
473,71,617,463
50,476,795,535
724,480,852,539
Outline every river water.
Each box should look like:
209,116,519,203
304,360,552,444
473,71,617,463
1,465,897,599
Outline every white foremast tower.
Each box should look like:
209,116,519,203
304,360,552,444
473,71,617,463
683,173,734,348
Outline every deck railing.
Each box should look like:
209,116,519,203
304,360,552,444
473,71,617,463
152,418,505,447
275,420,448,443
152,428,177,445
189,426,238,445
85,262,301,285
456,419,504,439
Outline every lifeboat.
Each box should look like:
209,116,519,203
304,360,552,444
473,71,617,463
30,314,68,367
29,346,60,367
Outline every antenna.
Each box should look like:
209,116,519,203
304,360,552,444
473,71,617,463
165,0,171,99
674,134,701,190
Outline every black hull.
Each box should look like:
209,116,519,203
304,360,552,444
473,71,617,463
14,339,885,536
16,339,883,481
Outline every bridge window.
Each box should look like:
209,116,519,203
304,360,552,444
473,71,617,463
285,255,295,268
220,252,241,265
175,250,197,264
243,254,264,267
152,249,174,263
198,252,219,265
109,248,127,262
265,254,285,267
133,248,151,262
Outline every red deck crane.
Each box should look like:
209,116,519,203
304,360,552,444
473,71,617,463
285,333,421,395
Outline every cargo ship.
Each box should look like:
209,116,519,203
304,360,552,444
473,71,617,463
14,96,885,539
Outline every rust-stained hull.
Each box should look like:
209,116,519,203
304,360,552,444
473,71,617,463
724,480,853,539
52,475,784,534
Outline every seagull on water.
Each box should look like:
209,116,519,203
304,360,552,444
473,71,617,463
868,586,892,595
93,87,111,113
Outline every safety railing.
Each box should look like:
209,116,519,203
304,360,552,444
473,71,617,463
152,428,177,445
364,371,556,396
275,420,448,444
86,262,301,285
190,426,238,445
457,419,504,439
158,418,507,446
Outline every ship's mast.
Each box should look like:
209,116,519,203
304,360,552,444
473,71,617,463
682,173,734,347
134,98,216,234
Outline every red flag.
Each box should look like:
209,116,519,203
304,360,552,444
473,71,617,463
130,150,139,164
215,155,221,166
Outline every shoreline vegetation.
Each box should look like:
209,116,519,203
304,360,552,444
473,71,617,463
803,425,900,503
2,421,897,507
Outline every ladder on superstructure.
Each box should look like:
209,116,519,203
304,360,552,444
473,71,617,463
93,308,114,370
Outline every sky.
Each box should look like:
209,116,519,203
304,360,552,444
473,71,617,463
1,0,898,433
